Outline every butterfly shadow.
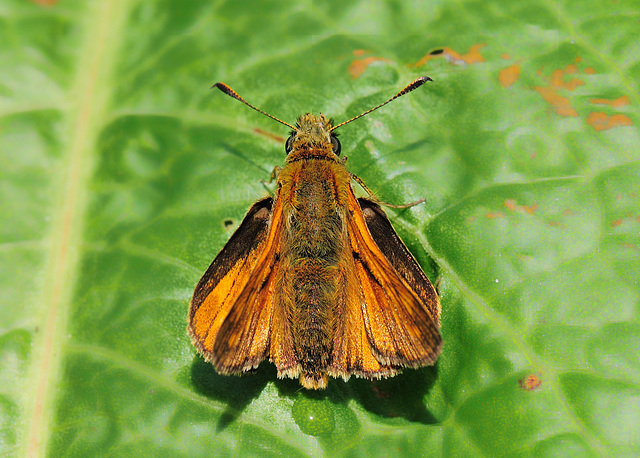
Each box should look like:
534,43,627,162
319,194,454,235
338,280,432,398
190,356,440,431
190,356,278,431
340,365,440,424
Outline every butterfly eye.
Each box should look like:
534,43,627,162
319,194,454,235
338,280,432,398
285,135,294,154
330,135,341,156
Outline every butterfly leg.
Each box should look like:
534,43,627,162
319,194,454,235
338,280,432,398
261,166,282,192
349,172,425,209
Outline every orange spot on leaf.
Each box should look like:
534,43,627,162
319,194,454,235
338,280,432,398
348,56,392,78
611,219,624,227
550,69,584,91
623,243,639,252
485,212,504,219
584,67,595,74
504,199,538,214
589,96,630,108
413,44,486,67
535,86,578,117
519,374,542,391
353,49,367,57
586,112,633,131
501,53,511,60
499,64,521,88
461,43,486,64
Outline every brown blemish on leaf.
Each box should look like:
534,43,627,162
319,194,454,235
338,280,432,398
519,374,542,391
253,128,285,143
504,199,538,214
504,199,517,211
535,86,578,117
348,56,393,78
610,214,640,227
413,44,486,67
589,96,630,108
550,69,584,91
371,382,391,399
499,64,520,88
623,243,640,252
534,57,598,117
586,112,633,131
462,44,486,64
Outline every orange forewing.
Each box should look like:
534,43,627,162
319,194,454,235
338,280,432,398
209,195,295,374
188,198,274,366
328,189,441,376
357,198,441,326
188,194,299,377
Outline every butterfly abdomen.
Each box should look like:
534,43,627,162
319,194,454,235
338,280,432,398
279,158,350,388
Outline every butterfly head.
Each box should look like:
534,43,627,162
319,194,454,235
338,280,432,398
285,114,341,157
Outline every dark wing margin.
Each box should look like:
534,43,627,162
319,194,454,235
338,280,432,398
358,198,441,324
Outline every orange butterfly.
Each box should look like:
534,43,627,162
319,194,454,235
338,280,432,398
189,77,441,389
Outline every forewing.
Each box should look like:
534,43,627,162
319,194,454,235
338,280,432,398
348,190,441,367
210,194,294,374
188,197,273,366
358,198,440,324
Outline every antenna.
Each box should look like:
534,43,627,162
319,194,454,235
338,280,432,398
212,82,297,130
330,76,432,131
213,76,432,132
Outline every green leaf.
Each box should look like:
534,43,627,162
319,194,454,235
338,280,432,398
2,0,639,456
